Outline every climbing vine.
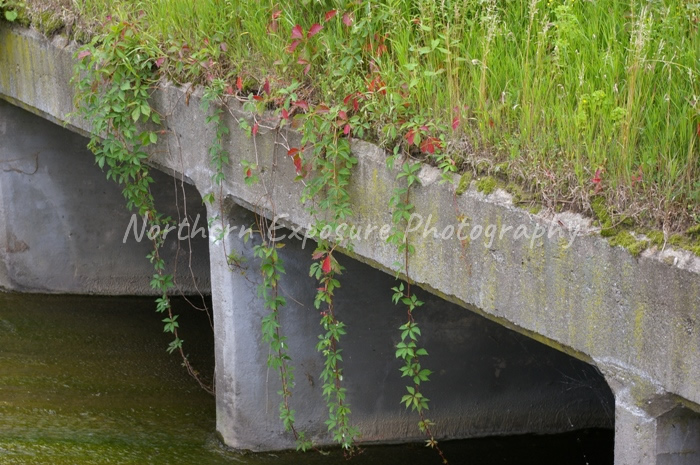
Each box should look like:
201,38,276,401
71,4,453,459
303,115,360,451
387,157,447,463
72,20,213,394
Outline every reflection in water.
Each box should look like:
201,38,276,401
0,294,612,464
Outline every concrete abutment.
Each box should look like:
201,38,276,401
602,369,700,465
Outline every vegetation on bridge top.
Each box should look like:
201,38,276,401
2,0,699,240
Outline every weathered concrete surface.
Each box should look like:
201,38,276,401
1,93,616,448
1,24,699,462
208,203,613,449
0,99,210,294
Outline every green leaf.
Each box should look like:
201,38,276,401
4,10,18,22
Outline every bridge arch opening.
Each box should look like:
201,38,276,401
2,97,616,460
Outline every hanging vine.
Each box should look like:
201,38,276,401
299,101,361,452
387,154,448,463
72,20,213,394
70,4,453,458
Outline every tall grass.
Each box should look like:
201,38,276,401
74,0,700,227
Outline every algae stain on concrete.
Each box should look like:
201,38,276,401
584,261,608,354
632,301,647,358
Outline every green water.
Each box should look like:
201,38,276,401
0,294,612,465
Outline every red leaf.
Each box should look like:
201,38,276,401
311,251,325,260
316,104,330,114
252,123,259,136
343,93,360,112
338,110,348,120
269,20,278,33
78,50,91,60
287,147,300,157
271,9,281,20
293,155,303,173
293,100,309,111
452,116,460,130
697,122,700,137
322,255,332,274
591,168,603,193
253,95,263,101
225,85,234,95
631,166,643,185
220,42,228,52
325,10,337,21
304,63,311,75
287,40,301,53
291,24,304,39
420,137,441,154
308,23,323,38
246,168,252,178
342,12,353,26
236,76,243,91
405,129,415,146
281,108,290,120
263,79,270,95
343,124,351,136
154,56,165,68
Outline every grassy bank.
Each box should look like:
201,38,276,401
3,0,700,235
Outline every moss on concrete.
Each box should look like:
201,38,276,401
591,197,618,237
455,172,472,195
505,183,523,202
528,204,542,215
645,230,665,247
494,162,509,176
609,231,648,257
687,224,700,237
669,233,700,257
476,176,497,195
36,10,63,36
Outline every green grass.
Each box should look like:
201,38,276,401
17,0,700,231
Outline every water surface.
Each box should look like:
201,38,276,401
0,294,612,464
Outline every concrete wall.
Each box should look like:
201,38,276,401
1,24,699,463
209,203,614,449
0,99,210,294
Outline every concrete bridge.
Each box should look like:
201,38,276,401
1,24,699,464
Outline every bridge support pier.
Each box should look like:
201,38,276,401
605,370,700,465
206,202,283,450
